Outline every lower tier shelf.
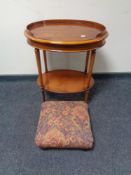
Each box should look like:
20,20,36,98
37,70,94,93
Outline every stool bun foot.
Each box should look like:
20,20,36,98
41,88,45,102
84,90,89,103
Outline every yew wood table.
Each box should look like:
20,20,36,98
24,19,108,102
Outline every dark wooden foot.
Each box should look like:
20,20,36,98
41,88,45,102
84,90,89,103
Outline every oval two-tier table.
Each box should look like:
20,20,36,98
25,19,108,102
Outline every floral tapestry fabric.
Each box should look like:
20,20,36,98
35,101,94,149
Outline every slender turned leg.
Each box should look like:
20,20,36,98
43,51,48,73
35,48,45,101
84,51,90,74
84,50,96,103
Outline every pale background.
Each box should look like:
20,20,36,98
0,0,131,75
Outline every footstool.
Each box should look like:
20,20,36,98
35,101,94,149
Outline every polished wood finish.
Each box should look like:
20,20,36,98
84,51,90,73
25,19,108,45
37,70,94,93
43,51,48,72
84,50,96,102
27,39,105,52
25,19,108,52
25,19,108,102
34,48,45,101
34,48,43,87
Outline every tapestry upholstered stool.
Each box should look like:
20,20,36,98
24,19,108,149
35,101,93,149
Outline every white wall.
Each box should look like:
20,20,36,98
0,0,131,74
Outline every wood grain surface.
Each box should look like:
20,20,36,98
37,70,94,93
25,19,108,45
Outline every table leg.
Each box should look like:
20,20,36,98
35,48,45,101
84,51,90,74
84,50,96,103
43,51,48,73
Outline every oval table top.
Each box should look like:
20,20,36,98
25,19,108,52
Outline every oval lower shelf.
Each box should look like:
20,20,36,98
37,70,94,93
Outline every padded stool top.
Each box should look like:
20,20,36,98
35,101,94,149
